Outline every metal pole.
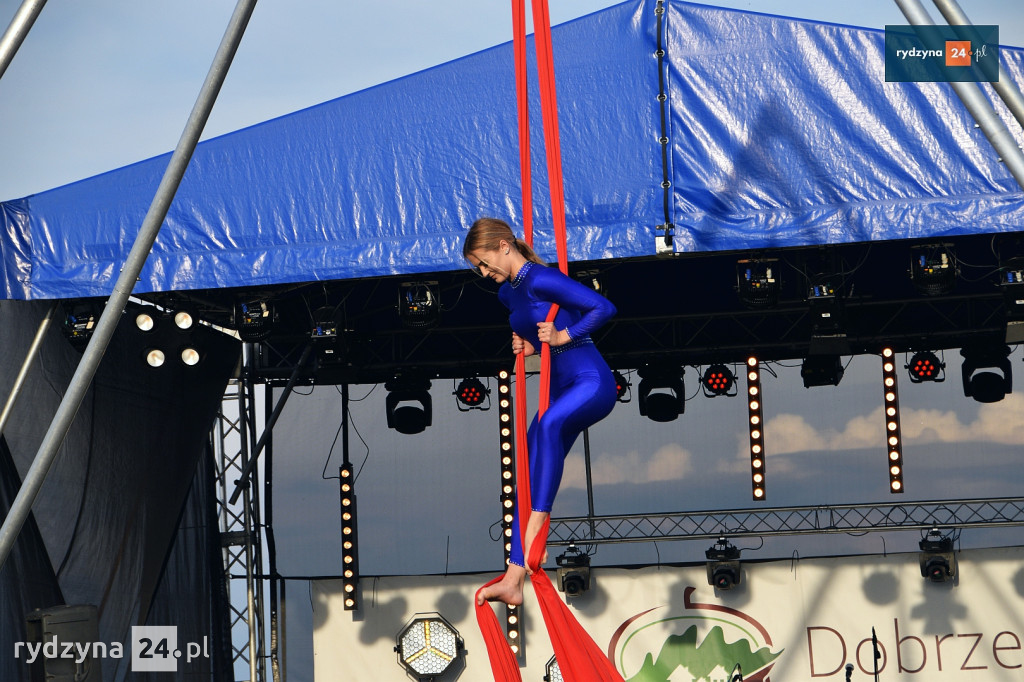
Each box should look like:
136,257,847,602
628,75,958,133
0,0,259,570
229,344,313,505
0,0,46,81
931,0,1024,132
894,0,1024,191
0,301,57,439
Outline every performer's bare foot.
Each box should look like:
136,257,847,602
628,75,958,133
477,564,526,606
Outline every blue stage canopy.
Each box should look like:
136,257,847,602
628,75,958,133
2,0,1023,300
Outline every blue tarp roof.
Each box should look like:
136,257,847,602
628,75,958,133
2,0,1023,300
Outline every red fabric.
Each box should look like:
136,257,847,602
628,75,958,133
475,2,625,680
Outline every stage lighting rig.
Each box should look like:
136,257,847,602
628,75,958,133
706,538,741,591
961,343,1012,403
882,348,904,494
454,377,489,410
736,258,780,308
613,370,631,402
62,301,100,351
544,655,564,682
746,356,766,501
801,355,844,388
555,544,591,598
637,365,685,422
910,243,957,296
906,350,944,383
918,529,956,583
701,364,737,397
395,613,464,680
236,300,275,342
398,281,440,327
385,374,433,434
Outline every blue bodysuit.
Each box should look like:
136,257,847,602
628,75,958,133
499,261,618,566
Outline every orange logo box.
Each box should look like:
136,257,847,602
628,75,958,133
946,40,972,66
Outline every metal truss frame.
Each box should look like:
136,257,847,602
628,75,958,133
212,354,266,682
547,497,1024,545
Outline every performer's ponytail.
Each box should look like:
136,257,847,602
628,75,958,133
513,237,546,266
463,217,547,266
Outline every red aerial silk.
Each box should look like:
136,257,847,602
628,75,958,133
474,3,626,681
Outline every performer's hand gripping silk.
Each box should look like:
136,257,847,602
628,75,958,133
464,217,617,606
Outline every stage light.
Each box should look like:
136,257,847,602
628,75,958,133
801,355,844,388
701,364,736,397
918,529,956,583
910,243,957,295
180,347,201,366
907,350,945,383
807,275,850,355
545,656,564,682
385,374,432,434
1000,259,1024,343
172,310,195,330
555,545,590,598
398,281,440,327
613,370,631,402
881,348,904,494
454,377,489,410
395,613,464,680
637,365,685,422
746,357,766,501
144,349,166,368
494,368,521,656
960,343,1012,403
339,463,359,610
62,302,100,351
705,538,742,591
135,312,156,332
236,300,274,342
736,258,780,308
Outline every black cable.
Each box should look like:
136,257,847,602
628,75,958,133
654,0,674,244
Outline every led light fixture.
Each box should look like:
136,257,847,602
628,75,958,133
613,370,630,402
385,374,432,434
555,545,591,598
881,348,904,494
960,343,1012,403
701,364,736,397
454,377,489,410
906,350,944,383
918,529,956,583
395,613,464,680
339,463,359,610
746,356,766,501
495,368,521,657
545,656,564,682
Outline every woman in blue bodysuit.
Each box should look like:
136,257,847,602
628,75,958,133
464,217,618,606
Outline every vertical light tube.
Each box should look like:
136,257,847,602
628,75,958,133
340,462,359,609
746,356,766,501
495,368,521,655
882,348,905,493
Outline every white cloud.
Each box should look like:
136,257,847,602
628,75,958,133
561,443,694,488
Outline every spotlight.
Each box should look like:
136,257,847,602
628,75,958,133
62,302,100,351
746,356,766,501
144,349,166,368
613,370,631,402
882,348,904,494
398,281,440,327
135,312,156,332
454,377,489,410
395,613,464,680
637,365,685,422
801,355,844,388
960,343,1012,403
180,347,201,366
701,364,736,397
545,655,564,682
385,374,432,434
736,258,780,308
172,309,195,330
340,463,359,610
907,350,945,383
910,243,957,295
918,529,956,583
236,300,274,342
705,538,741,591
555,545,590,597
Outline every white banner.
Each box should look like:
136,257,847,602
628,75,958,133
313,545,1024,681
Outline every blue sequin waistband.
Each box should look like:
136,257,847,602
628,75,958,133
551,335,595,355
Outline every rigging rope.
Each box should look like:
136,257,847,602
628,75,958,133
474,3,626,680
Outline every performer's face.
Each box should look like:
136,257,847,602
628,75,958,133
466,246,510,283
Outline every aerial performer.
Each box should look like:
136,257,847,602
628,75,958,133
463,217,618,607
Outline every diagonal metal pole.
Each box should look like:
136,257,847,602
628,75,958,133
0,0,47,81
0,0,259,571
0,301,58,439
894,0,1024,191
931,0,1024,132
